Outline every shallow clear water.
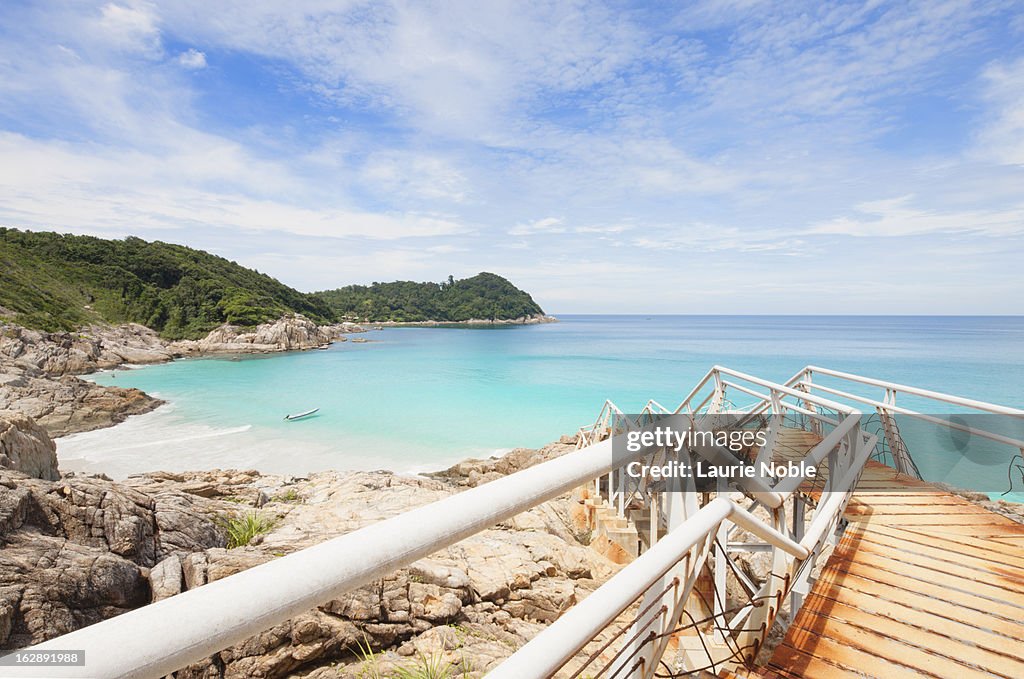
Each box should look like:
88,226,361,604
58,315,1024,496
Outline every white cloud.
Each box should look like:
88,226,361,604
509,217,565,236
177,48,207,70
810,195,1024,238
631,222,814,256
973,57,1024,166
157,1,661,140
362,151,468,203
0,1,1022,312
97,2,162,57
0,133,467,240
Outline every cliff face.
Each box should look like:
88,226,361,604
0,440,618,678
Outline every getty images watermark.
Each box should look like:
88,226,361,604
611,412,1024,495
620,418,817,484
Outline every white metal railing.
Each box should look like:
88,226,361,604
487,496,810,679
554,365,875,678
788,365,1024,479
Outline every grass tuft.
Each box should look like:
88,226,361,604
217,511,277,548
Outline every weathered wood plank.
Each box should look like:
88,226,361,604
806,569,1024,643
789,608,1007,679
770,637,922,679
764,432,1024,679
858,523,1024,569
804,585,1024,662
795,593,1024,677
846,525,1024,581
823,551,1024,613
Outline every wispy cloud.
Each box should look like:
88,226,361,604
177,48,206,70
509,217,565,236
810,195,1024,238
973,56,1024,166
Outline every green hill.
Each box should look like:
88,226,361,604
315,273,545,322
0,228,335,339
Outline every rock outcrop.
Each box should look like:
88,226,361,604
169,315,355,355
0,468,226,649
0,412,59,480
0,323,173,376
0,362,161,437
0,442,618,677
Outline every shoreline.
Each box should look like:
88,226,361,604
1,313,559,440
55,402,544,482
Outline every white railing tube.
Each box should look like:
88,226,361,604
486,497,809,679
711,366,854,413
796,381,1024,450
8,436,657,679
728,503,809,560
804,365,1024,416
485,498,734,679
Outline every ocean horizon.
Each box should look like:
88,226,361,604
59,314,1024,498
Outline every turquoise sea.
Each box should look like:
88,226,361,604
59,315,1024,497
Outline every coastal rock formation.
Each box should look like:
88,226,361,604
0,323,173,376
0,362,161,437
0,412,59,480
0,442,617,677
0,468,227,649
169,315,352,355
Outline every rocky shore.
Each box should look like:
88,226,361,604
0,414,617,677
0,316,366,438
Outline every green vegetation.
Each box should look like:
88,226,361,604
0,228,334,338
315,273,544,322
352,628,486,679
353,637,470,679
218,511,277,548
270,488,302,504
0,228,546,337
391,652,467,679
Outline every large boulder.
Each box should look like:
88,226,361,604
0,412,58,480
0,469,228,648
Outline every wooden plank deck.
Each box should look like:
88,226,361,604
764,457,1024,679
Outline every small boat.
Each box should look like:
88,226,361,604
284,408,319,421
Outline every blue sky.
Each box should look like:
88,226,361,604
0,1,1022,313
